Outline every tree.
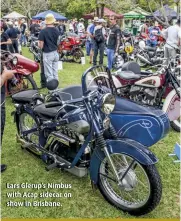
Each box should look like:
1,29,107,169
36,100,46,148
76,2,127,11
145,0,172,26
1,0,14,15
15,0,49,19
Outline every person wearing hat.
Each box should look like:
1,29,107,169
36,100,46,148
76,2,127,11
93,18,106,66
20,19,27,46
162,18,181,64
38,13,60,87
86,19,93,56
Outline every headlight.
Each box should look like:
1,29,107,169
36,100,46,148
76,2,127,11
100,93,116,115
12,56,18,65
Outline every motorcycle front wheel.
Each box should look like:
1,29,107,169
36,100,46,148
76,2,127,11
98,153,162,216
7,74,38,96
72,49,84,63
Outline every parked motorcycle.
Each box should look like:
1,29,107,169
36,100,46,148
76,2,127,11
1,50,38,95
58,33,84,63
11,65,169,215
28,35,41,63
136,42,164,67
112,60,180,132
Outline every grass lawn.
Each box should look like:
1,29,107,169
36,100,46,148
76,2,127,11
1,47,180,219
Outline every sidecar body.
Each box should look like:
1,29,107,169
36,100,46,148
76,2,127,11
111,96,170,147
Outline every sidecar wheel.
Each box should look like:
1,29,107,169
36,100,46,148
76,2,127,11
170,119,180,132
98,153,162,216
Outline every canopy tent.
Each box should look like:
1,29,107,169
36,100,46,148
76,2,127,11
3,11,27,19
83,7,123,19
32,10,67,20
124,11,145,19
123,7,151,19
153,5,177,18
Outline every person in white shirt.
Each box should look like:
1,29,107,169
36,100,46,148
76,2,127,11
77,18,85,36
162,18,181,63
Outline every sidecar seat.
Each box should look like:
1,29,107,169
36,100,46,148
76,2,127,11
12,90,39,104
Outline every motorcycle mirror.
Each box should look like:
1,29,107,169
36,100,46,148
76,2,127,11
46,79,59,90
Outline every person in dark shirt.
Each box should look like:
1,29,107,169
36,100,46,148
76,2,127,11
20,19,27,46
0,22,12,51
38,14,60,87
30,20,40,37
57,20,66,36
6,21,20,53
107,15,121,70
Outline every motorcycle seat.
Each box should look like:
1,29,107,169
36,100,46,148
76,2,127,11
144,46,156,52
116,71,141,80
34,103,66,119
12,90,39,104
59,85,83,101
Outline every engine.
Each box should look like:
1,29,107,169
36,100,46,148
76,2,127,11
47,120,91,167
129,86,158,105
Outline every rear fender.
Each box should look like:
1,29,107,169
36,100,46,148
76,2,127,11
90,138,158,184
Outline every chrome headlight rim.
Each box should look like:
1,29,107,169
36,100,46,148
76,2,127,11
12,56,18,65
100,93,116,115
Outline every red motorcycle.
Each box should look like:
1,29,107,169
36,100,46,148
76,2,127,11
58,33,84,63
1,51,39,95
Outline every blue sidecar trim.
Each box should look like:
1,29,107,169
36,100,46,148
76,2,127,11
90,138,158,184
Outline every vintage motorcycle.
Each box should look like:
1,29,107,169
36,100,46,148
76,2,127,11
112,60,180,132
58,33,84,63
1,50,38,95
28,35,41,63
12,66,170,216
135,43,164,67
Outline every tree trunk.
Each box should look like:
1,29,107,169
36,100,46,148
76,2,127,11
100,3,104,18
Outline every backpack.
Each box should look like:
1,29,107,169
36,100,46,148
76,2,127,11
94,28,104,43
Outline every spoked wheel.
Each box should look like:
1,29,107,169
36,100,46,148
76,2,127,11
72,49,84,63
7,74,38,96
98,153,162,216
18,112,40,155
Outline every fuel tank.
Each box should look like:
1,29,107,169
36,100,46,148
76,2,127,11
14,53,39,73
110,96,170,147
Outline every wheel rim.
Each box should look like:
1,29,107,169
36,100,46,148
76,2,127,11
8,75,34,95
19,113,39,144
173,116,181,128
99,153,151,209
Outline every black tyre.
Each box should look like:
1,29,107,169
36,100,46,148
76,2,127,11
170,120,180,132
7,74,38,95
98,153,162,216
72,48,84,63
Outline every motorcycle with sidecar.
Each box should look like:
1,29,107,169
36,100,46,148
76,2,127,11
12,66,170,216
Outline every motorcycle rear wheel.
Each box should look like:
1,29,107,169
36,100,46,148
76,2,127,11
7,75,38,96
98,153,162,216
72,49,84,63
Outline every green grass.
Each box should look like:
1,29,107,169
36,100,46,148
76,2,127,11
1,47,180,219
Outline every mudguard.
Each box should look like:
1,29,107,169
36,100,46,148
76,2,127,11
90,138,158,184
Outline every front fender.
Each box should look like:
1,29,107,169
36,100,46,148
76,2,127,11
90,138,158,184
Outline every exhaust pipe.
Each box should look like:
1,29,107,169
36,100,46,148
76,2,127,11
136,54,152,65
